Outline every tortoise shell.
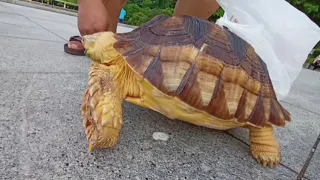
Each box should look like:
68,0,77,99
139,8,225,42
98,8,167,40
113,15,291,127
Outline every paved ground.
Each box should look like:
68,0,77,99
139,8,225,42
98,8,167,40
0,2,319,180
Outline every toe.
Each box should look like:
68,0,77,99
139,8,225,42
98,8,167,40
252,152,282,168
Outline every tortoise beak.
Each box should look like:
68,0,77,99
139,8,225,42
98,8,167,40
81,38,88,55
82,32,106,54
82,34,96,52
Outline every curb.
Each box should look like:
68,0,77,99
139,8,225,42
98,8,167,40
0,0,137,29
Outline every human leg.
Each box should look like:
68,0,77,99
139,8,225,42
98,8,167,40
102,0,128,33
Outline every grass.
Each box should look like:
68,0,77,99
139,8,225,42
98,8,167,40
57,0,77,6
306,57,315,64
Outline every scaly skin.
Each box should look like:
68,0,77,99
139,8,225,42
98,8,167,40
249,125,282,168
82,31,283,168
82,32,143,152
82,63,125,152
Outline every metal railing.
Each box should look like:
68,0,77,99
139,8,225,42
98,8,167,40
27,0,78,11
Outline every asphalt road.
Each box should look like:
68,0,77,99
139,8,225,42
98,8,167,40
0,1,319,180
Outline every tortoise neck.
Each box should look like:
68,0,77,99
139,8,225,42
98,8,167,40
115,57,143,99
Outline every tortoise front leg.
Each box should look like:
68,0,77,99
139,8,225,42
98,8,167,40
248,125,282,168
82,63,124,152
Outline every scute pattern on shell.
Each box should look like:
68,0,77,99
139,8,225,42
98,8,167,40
113,15,291,127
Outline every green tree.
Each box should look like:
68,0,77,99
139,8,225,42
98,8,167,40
55,0,320,28
124,0,319,27
125,0,176,26
63,0,77,4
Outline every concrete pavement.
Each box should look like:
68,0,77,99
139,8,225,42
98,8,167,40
0,2,319,179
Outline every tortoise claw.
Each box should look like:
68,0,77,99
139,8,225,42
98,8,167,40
252,151,282,168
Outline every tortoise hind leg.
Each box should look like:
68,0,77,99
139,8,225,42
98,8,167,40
249,125,282,168
82,63,125,152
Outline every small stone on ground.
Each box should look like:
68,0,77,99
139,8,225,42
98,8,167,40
152,132,170,141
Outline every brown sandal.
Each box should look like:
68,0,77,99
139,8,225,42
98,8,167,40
64,36,85,56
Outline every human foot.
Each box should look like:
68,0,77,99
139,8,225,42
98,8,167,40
64,35,85,56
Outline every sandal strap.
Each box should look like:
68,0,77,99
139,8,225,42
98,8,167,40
69,35,82,42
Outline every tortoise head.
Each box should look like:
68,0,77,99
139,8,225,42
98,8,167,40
82,32,121,64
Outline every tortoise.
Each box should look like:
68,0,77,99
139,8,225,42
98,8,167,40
81,15,291,168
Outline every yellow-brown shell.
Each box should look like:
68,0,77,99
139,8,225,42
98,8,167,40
113,15,291,127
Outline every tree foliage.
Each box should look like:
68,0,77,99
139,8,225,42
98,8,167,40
125,0,176,26
60,0,319,28
125,0,226,26
124,0,320,27
63,0,77,4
